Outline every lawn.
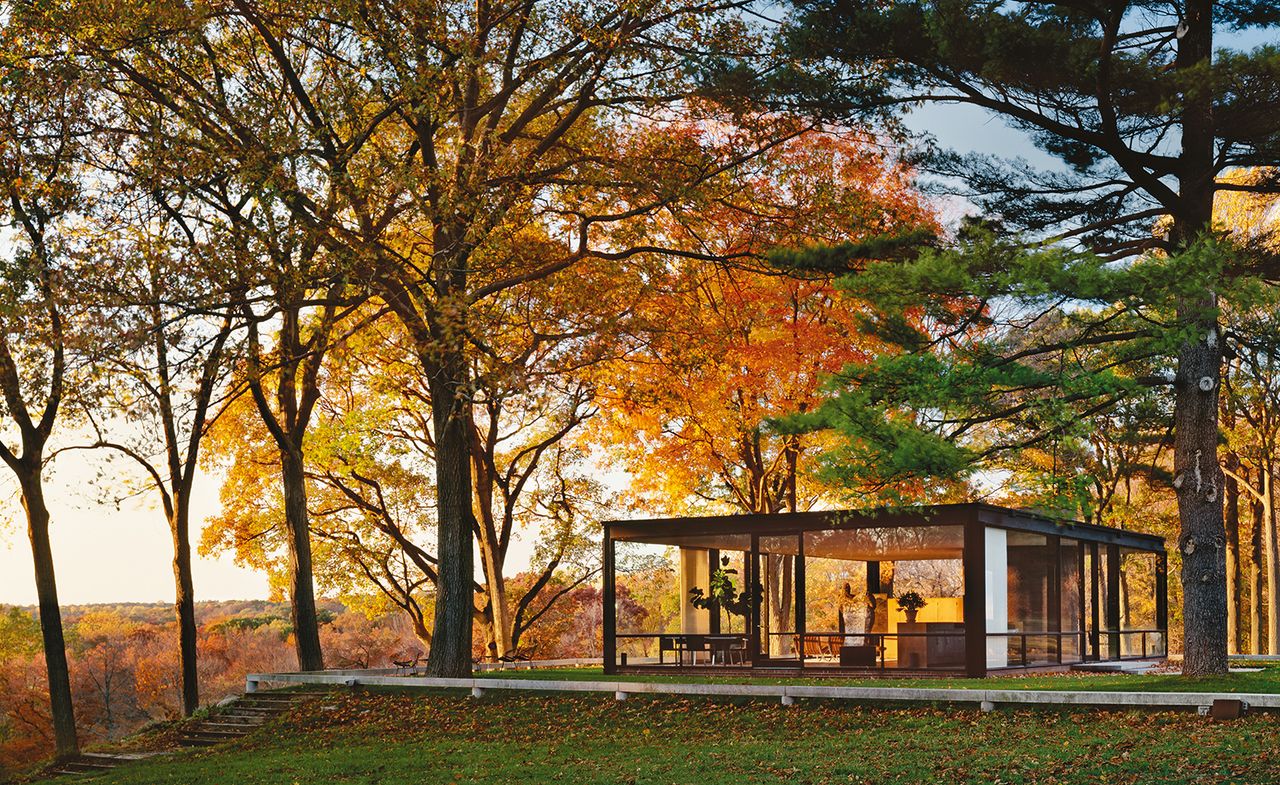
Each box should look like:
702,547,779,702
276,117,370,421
472,663,1280,694
48,688,1280,785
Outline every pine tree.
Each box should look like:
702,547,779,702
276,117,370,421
767,0,1280,675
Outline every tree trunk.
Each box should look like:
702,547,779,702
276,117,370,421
1268,464,1279,653
1224,460,1241,654
767,554,793,656
410,614,433,650
169,495,200,715
1252,496,1266,654
1173,309,1228,675
427,351,476,677
482,565,512,658
281,446,324,671
19,467,79,758
1173,0,1228,678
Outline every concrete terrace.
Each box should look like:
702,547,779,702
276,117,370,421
244,662,1280,714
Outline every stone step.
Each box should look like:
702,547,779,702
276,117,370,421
181,726,247,738
195,721,260,731
177,736,224,748
57,759,117,773
80,753,137,764
205,716,267,726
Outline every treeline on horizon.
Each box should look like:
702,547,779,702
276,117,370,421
2,0,1280,774
4,601,314,627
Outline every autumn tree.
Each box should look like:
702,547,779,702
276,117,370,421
61,192,237,715
602,129,937,517
766,0,1280,675
0,18,93,757
208,271,614,660
63,0,817,675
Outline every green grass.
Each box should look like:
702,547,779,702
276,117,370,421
473,663,1280,694
48,688,1280,785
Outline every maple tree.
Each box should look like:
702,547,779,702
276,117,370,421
599,129,938,517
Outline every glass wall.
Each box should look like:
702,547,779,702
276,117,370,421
804,556,867,639
805,526,964,669
608,515,1165,673
988,530,1087,667
1059,539,1084,663
1006,531,1052,666
1120,548,1163,657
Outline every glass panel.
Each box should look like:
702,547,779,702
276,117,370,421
1006,531,1053,666
892,558,965,670
1083,544,1099,660
805,526,963,561
708,550,750,634
613,542,680,665
618,532,752,550
803,556,867,663
760,535,799,658
1059,539,1084,664
1099,546,1119,658
805,527,965,670
1120,548,1159,657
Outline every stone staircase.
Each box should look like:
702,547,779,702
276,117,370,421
44,690,330,779
177,690,328,748
48,752,159,778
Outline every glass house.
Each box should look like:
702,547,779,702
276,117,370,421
603,503,1167,676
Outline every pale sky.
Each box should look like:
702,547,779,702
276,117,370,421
0,449,269,605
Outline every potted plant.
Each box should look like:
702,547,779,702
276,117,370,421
689,556,760,632
895,591,928,623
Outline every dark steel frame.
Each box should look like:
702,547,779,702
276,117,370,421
603,503,1167,677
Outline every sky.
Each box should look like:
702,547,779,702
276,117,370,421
0,451,269,605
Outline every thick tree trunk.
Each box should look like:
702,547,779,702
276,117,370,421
1224,460,1241,654
19,467,78,759
1252,496,1266,654
1173,307,1228,675
169,496,200,715
281,446,324,671
427,351,476,677
1173,0,1227,678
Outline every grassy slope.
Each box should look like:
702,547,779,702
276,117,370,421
473,664,1280,693
56,688,1280,785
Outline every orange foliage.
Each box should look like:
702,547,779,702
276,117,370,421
595,128,938,514
0,605,417,775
